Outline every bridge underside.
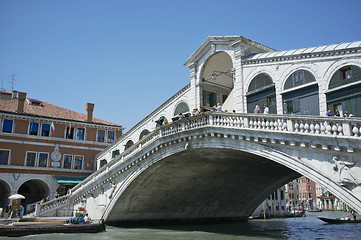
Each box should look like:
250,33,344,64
106,148,300,225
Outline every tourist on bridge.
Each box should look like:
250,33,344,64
254,105,261,114
213,103,222,112
263,104,269,114
192,108,200,116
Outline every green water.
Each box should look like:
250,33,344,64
1,212,360,239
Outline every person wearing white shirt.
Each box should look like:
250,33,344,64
263,104,269,114
84,213,91,223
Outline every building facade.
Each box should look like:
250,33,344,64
251,186,287,218
286,176,317,211
316,185,348,211
0,90,123,211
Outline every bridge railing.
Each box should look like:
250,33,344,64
161,112,361,137
38,112,361,215
38,195,71,215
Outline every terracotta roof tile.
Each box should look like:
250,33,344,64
0,97,122,127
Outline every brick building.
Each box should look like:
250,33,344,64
286,176,317,210
0,90,123,211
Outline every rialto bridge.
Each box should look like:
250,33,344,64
38,36,361,223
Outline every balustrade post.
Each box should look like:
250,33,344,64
209,114,214,125
244,117,249,128
287,119,294,132
35,204,40,216
342,121,352,136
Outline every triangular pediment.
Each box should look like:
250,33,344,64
184,36,275,68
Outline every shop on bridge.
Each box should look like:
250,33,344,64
326,65,361,117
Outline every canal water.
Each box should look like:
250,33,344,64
1,211,361,239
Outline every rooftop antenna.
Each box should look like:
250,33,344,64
7,73,18,91
0,78,4,98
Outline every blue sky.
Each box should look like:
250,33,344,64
1,0,361,131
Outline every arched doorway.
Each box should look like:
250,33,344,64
201,52,234,111
247,73,276,114
282,70,319,115
326,65,361,117
0,180,10,208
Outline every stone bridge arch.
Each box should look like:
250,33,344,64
39,113,361,222
100,128,360,224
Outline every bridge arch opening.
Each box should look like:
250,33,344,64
18,179,49,205
105,148,301,224
0,179,10,208
200,51,234,111
246,73,276,114
282,69,319,115
326,65,361,117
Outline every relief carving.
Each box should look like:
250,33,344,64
333,156,359,186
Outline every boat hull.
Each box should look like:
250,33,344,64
317,217,361,224
0,222,105,237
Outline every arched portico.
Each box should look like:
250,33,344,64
200,51,234,111
0,179,11,208
18,179,50,205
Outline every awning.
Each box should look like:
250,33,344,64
56,176,85,185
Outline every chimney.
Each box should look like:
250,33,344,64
86,103,95,122
12,90,18,99
17,92,27,114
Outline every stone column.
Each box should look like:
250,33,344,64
232,42,246,113
188,62,199,110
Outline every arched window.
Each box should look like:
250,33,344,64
124,140,134,150
282,70,319,115
326,65,361,117
99,159,107,168
246,73,276,114
284,70,316,90
139,129,150,140
174,102,190,116
248,73,273,92
329,65,361,90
